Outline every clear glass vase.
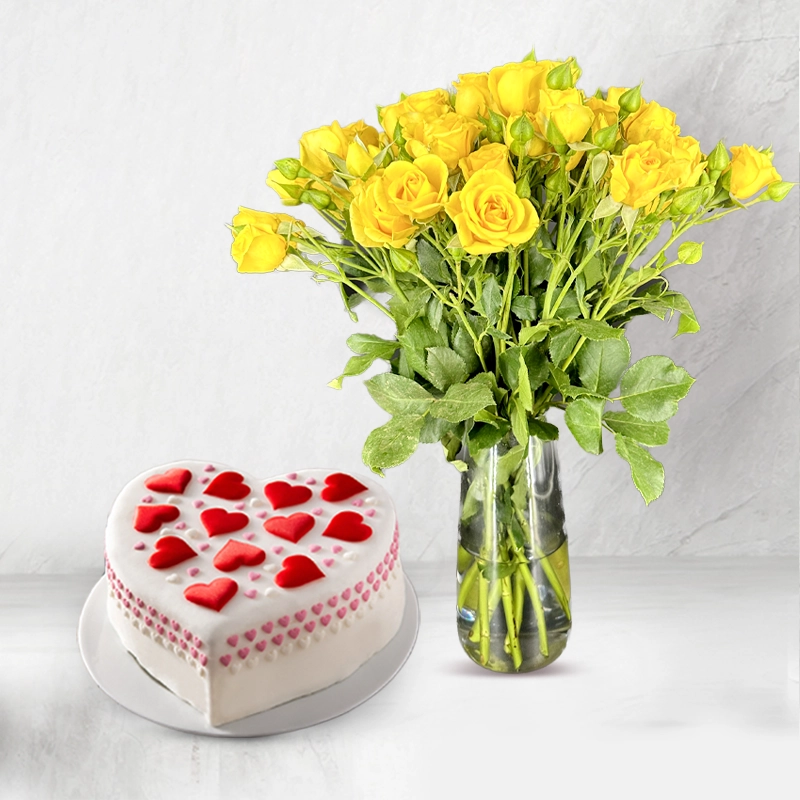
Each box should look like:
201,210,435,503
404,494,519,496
456,432,572,673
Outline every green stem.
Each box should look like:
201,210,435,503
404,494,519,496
478,573,490,665
518,561,549,657
469,579,502,642
457,559,479,610
501,575,522,669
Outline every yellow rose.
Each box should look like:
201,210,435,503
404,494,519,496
728,144,782,199
605,87,628,108
445,168,540,255
610,141,675,208
667,135,706,190
230,208,302,273
536,88,594,143
585,96,619,136
382,155,449,220
459,142,514,181
345,140,382,178
624,101,680,149
299,120,380,179
487,60,563,117
453,72,492,120
404,111,482,171
379,88,451,138
349,175,417,248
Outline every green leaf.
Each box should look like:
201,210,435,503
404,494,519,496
603,411,669,446
499,345,548,393
397,317,446,379
485,327,512,341
416,238,449,283
619,356,695,422
426,347,469,391
583,255,604,289
765,181,795,202
567,319,624,341
511,295,538,321
591,152,609,184
548,364,570,398
593,195,622,220
519,320,557,344
346,333,398,359
328,354,376,389
677,241,703,265
620,204,638,236
468,421,510,456
549,327,580,367
426,296,444,332
419,415,453,444
564,395,606,455
577,336,631,396
479,275,502,325
362,414,426,475
529,418,559,441
452,321,480,374
517,352,533,411
497,445,526,484
511,396,529,448
430,382,495,423
553,290,581,320
640,291,700,336
389,285,430,334
364,373,435,416
614,434,665,504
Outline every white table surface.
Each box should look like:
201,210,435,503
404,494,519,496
1,558,797,800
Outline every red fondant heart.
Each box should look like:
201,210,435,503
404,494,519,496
213,540,266,572
144,468,192,495
200,508,249,537
263,481,312,510
263,512,315,544
320,472,369,502
134,504,180,533
274,555,325,589
322,511,373,542
184,578,238,612
203,471,251,500
147,536,197,569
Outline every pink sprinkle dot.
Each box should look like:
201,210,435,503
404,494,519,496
198,543,210,551
271,546,284,555
255,640,267,652
271,634,284,646
287,628,300,639
199,476,209,485
190,647,198,658
199,654,208,666
234,502,245,510
305,477,316,485
256,511,267,519
350,599,359,611
141,495,153,504
352,499,364,507
244,589,257,599
204,464,215,472
309,544,321,553
133,542,145,551
295,610,306,622
261,622,273,634
312,603,323,614
337,607,347,619
278,615,290,627
304,621,316,633
219,655,232,667
248,571,261,581
244,629,257,641
175,522,187,530
238,647,250,659
193,500,204,508
355,581,364,593
328,596,338,607
341,588,351,601
320,615,331,626
187,567,199,577
242,532,255,541
331,545,343,554
286,472,297,480
311,507,323,516
323,558,334,568
365,509,375,517
227,634,239,647
194,637,203,647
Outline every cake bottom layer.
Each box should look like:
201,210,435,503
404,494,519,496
106,566,406,726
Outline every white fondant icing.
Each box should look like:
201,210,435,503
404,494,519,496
105,462,405,726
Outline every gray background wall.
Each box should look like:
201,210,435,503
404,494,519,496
0,0,797,573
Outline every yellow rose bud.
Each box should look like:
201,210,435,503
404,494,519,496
343,120,380,149
610,141,676,209
487,60,564,117
345,140,381,178
536,88,594,144
266,169,304,205
382,155,449,221
667,136,706,191
349,175,417,248
585,96,619,136
299,121,350,179
459,142,514,181
379,89,451,138
453,72,492,120
231,207,301,233
232,228,287,273
445,168,540,255
727,144,782,199
624,101,680,149
403,111,482,172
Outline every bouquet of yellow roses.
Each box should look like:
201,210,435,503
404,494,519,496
231,52,791,671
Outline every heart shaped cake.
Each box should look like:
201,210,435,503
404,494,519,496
104,461,405,726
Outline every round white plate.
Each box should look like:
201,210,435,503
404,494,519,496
78,574,419,737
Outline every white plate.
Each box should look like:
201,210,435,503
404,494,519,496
78,574,419,737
